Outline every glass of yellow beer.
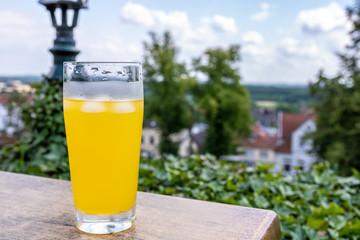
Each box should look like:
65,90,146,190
63,62,143,234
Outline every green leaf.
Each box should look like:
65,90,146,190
254,194,270,209
307,217,327,230
155,170,167,181
278,184,294,196
226,179,238,191
200,169,213,181
311,202,345,216
328,215,346,230
207,181,223,192
165,187,177,194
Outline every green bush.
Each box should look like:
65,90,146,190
0,78,69,179
139,155,360,239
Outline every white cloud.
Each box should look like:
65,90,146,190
0,10,40,46
119,2,240,57
202,14,238,34
327,30,351,52
0,9,53,74
279,37,319,58
251,3,270,22
120,2,190,32
296,3,351,53
242,44,264,57
242,52,340,85
241,41,340,85
120,3,237,35
152,10,191,31
77,30,142,62
242,31,264,45
241,31,267,57
0,10,34,27
297,3,350,34
120,2,154,27
252,3,351,85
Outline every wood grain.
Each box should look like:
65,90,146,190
0,171,281,240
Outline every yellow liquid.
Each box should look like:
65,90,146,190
63,98,143,215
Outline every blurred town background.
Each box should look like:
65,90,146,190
0,75,314,175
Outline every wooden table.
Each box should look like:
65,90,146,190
0,171,281,239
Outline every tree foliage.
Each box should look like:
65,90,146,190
143,32,191,154
276,102,302,113
309,3,360,175
0,78,69,179
193,45,252,156
246,85,311,104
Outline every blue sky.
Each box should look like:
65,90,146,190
0,0,354,84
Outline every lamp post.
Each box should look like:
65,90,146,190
39,0,88,80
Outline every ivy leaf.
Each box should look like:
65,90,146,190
200,169,213,181
307,217,327,230
208,181,223,192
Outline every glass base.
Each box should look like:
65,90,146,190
75,207,136,234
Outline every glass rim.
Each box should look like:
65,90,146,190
63,61,142,65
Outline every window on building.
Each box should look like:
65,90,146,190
298,160,304,170
284,158,291,172
150,136,155,145
300,135,306,147
246,161,255,167
246,150,254,157
260,150,268,159
141,136,144,144
300,133,312,148
284,163,291,172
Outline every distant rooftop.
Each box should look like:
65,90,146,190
276,112,315,153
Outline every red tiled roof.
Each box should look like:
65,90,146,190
238,123,277,150
0,95,9,104
0,136,17,146
275,112,314,153
0,94,33,104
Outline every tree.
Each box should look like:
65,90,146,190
193,45,252,157
275,102,301,113
309,2,360,175
143,32,191,154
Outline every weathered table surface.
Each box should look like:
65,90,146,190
0,171,281,240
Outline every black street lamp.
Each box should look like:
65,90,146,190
39,0,88,80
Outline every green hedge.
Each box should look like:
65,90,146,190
2,142,360,238
139,155,360,239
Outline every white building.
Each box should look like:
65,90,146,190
141,124,207,158
170,129,198,157
141,127,161,158
273,112,316,175
234,123,277,166
236,112,317,174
